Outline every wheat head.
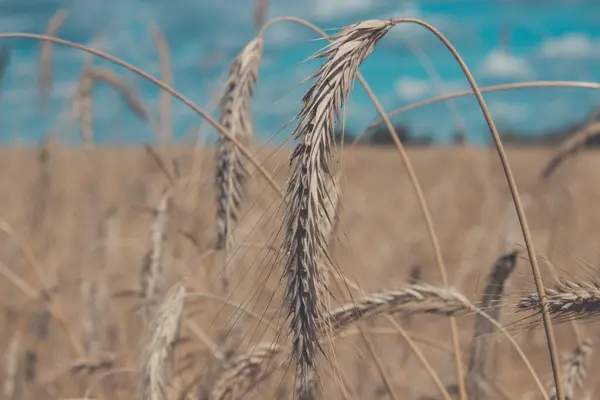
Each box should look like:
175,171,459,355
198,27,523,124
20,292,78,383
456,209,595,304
548,336,595,400
321,283,472,332
215,37,263,251
140,189,172,320
208,343,280,400
281,20,394,397
140,285,185,400
518,279,600,324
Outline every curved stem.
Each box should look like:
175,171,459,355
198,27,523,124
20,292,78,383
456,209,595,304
389,17,564,400
354,80,600,146
260,16,465,399
0,33,283,198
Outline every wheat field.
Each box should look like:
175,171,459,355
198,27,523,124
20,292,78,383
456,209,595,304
2,9,600,400
0,144,599,399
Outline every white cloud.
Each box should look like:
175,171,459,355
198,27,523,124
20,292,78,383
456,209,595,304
395,77,431,100
395,77,466,101
539,33,600,59
312,0,377,20
488,100,528,123
480,50,533,78
261,22,314,47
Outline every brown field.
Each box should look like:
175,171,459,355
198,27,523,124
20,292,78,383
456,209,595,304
1,145,600,399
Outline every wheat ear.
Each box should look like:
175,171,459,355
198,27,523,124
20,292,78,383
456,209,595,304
140,189,172,320
321,283,472,331
518,279,600,324
282,20,394,397
215,37,262,251
548,336,595,400
208,343,281,400
540,121,600,179
140,285,186,400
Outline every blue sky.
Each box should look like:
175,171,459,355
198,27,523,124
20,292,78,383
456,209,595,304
0,0,599,145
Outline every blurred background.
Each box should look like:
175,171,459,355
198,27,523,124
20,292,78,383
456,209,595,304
1,0,599,146
2,2,600,400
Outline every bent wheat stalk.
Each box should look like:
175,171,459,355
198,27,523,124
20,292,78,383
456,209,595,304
386,18,564,399
358,80,600,145
215,37,262,251
281,20,394,397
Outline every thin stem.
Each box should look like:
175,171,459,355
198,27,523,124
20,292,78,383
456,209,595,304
355,80,600,146
0,33,283,198
152,26,173,146
390,17,564,400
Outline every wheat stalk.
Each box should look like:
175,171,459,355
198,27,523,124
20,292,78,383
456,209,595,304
321,283,472,332
140,285,186,400
72,54,94,148
208,343,280,400
253,0,268,28
0,45,9,91
215,37,262,251
518,279,600,324
548,336,595,400
38,9,68,105
281,20,394,397
3,331,20,400
80,278,108,361
152,27,173,144
140,189,172,320
90,67,150,119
